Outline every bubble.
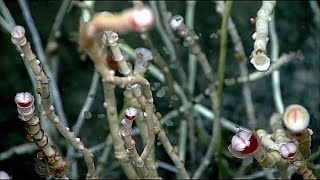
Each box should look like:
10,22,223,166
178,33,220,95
84,111,92,119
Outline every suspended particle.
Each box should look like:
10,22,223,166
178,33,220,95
84,111,92,119
210,32,218,39
170,95,179,101
156,88,166,98
97,114,106,119
154,82,161,88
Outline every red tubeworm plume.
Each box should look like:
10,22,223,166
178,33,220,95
228,129,261,159
279,142,297,158
120,107,138,136
105,49,118,70
124,107,138,121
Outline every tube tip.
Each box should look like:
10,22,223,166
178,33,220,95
283,104,310,132
250,53,271,72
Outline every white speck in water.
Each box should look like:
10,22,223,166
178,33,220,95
157,142,162,146
97,114,105,119
156,87,166,98
154,82,161,88
210,32,218,39
84,111,92,119
151,86,156,91
162,46,169,55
